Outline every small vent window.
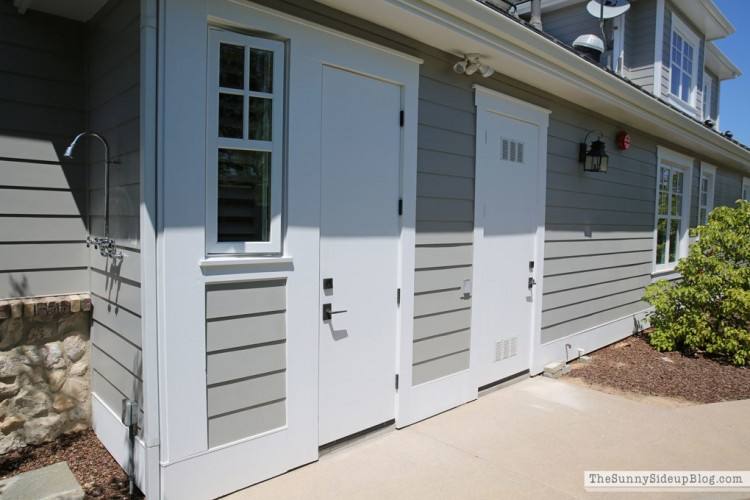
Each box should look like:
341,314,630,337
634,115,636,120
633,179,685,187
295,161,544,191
501,138,525,164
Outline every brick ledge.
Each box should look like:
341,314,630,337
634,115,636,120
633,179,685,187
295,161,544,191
0,293,91,320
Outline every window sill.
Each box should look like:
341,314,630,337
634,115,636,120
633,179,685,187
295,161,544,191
199,256,293,270
651,267,680,280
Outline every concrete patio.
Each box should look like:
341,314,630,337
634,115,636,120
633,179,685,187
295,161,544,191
227,377,750,500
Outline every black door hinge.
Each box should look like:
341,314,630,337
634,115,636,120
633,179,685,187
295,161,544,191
398,198,403,216
397,288,401,306
399,110,404,127
395,374,399,390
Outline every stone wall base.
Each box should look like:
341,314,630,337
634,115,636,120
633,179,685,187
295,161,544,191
0,294,92,454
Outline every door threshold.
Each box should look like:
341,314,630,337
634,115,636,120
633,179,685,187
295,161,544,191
478,369,530,395
319,419,395,457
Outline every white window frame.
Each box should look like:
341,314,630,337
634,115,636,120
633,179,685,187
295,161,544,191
668,13,700,112
702,71,713,121
653,147,694,274
698,162,716,225
206,28,285,255
743,177,750,201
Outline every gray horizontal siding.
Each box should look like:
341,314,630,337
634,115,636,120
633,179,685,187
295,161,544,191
624,0,656,92
539,3,601,47
542,113,659,342
206,280,287,448
87,0,143,422
715,167,744,208
0,5,87,300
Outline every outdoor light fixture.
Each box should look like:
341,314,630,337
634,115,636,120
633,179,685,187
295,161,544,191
579,130,609,173
453,54,495,78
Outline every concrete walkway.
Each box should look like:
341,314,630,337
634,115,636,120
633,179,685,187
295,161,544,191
228,378,750,500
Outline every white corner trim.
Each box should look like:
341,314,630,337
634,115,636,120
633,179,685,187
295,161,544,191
653,0,665,99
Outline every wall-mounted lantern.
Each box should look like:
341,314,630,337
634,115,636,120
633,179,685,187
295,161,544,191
579,130,609,173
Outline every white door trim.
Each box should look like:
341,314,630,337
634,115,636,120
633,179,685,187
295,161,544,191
472,85,549,382
158,0,420,497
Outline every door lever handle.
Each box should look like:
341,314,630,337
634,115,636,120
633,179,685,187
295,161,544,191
322,303,348,321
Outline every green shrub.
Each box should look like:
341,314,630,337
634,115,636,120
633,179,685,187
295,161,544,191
644,200,750,365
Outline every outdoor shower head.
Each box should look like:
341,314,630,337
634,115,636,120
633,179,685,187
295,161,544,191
63,131,102,159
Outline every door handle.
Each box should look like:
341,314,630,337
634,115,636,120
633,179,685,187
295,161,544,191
322,303,348,321
528,277,536,289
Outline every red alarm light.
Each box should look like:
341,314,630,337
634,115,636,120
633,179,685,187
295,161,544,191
616,131,631,150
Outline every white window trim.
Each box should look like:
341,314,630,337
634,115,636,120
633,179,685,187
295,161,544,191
698,162,716,225
206,28,285,255
667,12,701,113
743,177,750,201
653,146,694,274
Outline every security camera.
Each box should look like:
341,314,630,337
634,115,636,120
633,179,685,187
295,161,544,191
479,64,495,78
453,59,467,74
464,61,480,76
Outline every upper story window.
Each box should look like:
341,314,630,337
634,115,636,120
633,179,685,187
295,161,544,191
669,14,700,109
206,29,285,254
698,163,716,226
654,147,694,273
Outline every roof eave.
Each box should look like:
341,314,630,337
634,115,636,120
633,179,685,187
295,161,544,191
316,0,750,172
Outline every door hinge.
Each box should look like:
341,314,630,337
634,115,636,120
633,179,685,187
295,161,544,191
397,288,401,306
398,198,403,216
399,110,404,127
395,374,399,390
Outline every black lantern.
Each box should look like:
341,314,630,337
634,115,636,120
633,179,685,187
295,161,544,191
579,131,609,173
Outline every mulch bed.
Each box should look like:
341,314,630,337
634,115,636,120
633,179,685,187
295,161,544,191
0,429,144,499
564,333,750,404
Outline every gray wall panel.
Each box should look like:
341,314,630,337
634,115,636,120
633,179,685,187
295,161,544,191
208,401,286,449
206,312,286,352
207,372,285,418
413,350,470,385
205,280,288,447
206,280,286,319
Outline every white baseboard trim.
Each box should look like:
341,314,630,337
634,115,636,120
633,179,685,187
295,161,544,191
91,394,147,490
160,427,317,500
531,309,651,375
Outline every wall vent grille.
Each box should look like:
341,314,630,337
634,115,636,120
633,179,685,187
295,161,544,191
495,337,518,361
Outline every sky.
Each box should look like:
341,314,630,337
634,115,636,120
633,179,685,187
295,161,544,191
713,0,750,145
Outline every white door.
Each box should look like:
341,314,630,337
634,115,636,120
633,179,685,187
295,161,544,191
471,89,547,388
318,66,401,445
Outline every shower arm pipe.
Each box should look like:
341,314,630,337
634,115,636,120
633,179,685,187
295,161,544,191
65,132,112,239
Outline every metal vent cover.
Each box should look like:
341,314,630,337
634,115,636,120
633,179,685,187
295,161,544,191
495,337,518,361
